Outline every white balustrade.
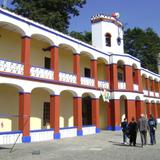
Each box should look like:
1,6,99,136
30,66,53,80
59,72,77,83
133,84,139,91
150,91,154,97
82,126,96,135
81,77,95,87
0,132,22,145
98,80,109,89
0,59,24,75
118,82,126,90
143,90,148,96
60,128,77,138
155,92,159,97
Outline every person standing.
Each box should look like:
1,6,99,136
128,117,138,146
148,114,157,145
138,114,149,147
121,118,128,144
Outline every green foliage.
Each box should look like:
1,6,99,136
124,27,160,73
11,0,86,33
70,31,91,44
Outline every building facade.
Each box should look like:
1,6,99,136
0,9,160,144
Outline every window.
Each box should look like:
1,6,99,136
118,72,123,81
84,68,91,78
105,33,111,47
44,57,51,69
43,102,50,126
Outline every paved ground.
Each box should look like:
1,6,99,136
0,127,160,160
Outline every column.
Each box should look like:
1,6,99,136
50,46,59,81
124,65,133,91
19,92,31,143
151,80,155,94
135,69,143,92
110,64,118,91
21,36,31,76
125,100,136,123
145,78,149,96
73,54,80,85
146,103,151,118
135,100,145,120
152,103,157,119
50,95,60,139
91,59,98,88
73,97,82,136
157,103,160,118
91,98,100,133
107,99,120,130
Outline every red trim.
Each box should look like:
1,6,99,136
91,60,98,88
73,54,80,85
92,99,99,128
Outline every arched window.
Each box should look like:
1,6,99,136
105,33,111,47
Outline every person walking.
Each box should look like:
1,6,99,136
121,118,128,144
148,114,157,145
138,114,149,147
128,117,138,146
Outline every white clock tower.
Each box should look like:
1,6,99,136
91,13,124,54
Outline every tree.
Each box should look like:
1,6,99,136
70,31,91,44
124,27,160,73
10,0,86,33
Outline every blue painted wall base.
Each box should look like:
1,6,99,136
22,136,31,143
96,128,101,133
77,130,83,136
54,133,60,139
106,126,121,131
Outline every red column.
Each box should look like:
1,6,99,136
124,65,133,91
157,103,160,118
110,64,118,91
152,103,157,119
51,46,59,81
135,100,145,120
125,100,136,123
136,69,143,92
146,78,149,96
108,99,120,130
92,98,100,132
73,54,80,85
146,103,151,118
19,93,31,143
91,60,98,88
73,97,82,135
50,95,60,139
21,36,31,76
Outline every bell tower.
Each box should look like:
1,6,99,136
91,13,124,54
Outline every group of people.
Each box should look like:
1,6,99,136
121,114,157,147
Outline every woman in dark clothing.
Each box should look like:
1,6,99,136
128,117,138,146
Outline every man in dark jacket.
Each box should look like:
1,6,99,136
121,118,128,144
148,114,157,145
138,114,149,147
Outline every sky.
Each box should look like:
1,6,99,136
69,0,160,35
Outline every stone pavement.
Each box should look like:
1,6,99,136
0,127,160,160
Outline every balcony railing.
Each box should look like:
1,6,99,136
30,66,54,80
143,90,148,96
133,84,139,91
98,80,109,89
149,91,154,97
81,77,95,87
0,59,24,75
59,72,77,84
155,92,159,97
118,82,126,90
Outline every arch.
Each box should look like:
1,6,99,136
135,96,141,101
31,87,54,95
82,92,96,98
132,63,138,69
0,83,24,92
120,95,127,122
31,34,54,45
117,60,125,82
97,57,108,64
60,89,78,97
0,21,25,35
80,51,94,60
59,43,76,53
117,60,125,66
